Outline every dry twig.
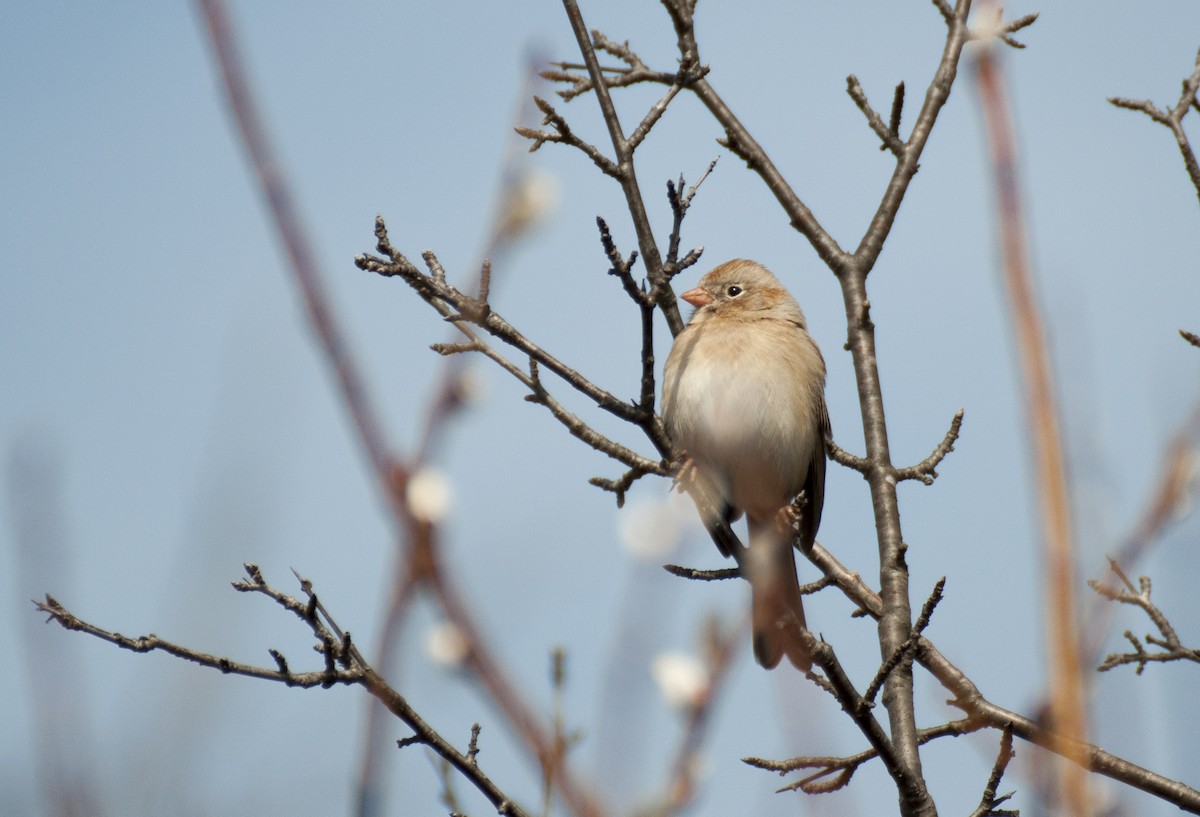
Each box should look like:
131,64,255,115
35,567,533,817
1090,561,1200,673
966,727,1018,817
1109,46,1200,209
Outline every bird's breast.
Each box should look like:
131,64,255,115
663,319,823,515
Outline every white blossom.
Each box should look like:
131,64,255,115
425,621,469,668
407,467,453,522
651,651,708,709
495,169,559,243
618,492,693,560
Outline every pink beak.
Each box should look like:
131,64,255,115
681,286,713,307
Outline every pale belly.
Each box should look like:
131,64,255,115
664,333,820,517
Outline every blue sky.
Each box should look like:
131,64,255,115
3,3,1199,816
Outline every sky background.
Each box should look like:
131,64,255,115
3,2,1199,816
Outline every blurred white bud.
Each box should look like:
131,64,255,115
966,4,1005,44
651,651,708,709
407,467,453,522
494,169,559,243
425,621,470,668
455,366,486,407
618,492,692,560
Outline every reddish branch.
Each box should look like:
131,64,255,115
974,23,1089,817
195,3,607,816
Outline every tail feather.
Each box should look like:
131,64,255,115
748,516,810,670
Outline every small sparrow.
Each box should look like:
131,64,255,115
662,259,829,670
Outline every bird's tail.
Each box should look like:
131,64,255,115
747,516,810,671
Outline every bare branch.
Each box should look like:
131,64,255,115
36,566,535,817
435,303,663,474
1090,566,1200,673
34,591,359,688
847,75,906,157
467,723,483,766
895,409,965,484
662,563,741,582
516,96,620,178
195,12,574,812
1109,46,1200,209
543,30,681,102
748,718,983,796
559,0,685,334
525,359,666,475
588,466,652,508
967,6,1039,49
1071,400,1200,676
999,12,1040,49
801,538,1200,811
1108,96,1170,125
887,82,906,143
628,78,687,152
662,159,715,277
1182,329,1200,348
795,637,911,793
863,578,945,707
968,8,1040,49
967,727,1018,817
596,216,645,305
648,3,980,804
358,226,645,426
826,438,869,474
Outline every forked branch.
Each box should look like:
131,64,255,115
36,567,533,817
1090,561,1200,673
1109,46,1200,208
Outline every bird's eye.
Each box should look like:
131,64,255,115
726,285,743,297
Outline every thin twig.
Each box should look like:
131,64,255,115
862,578,945,707
888,82,906,143
847,75,906,157
559,0,685,333
826,438,869,474
516,96,620,178
895,410,965,484
541,32,685,103
588,467,652,509
1090,565,1200,673
1109,46,1200,209
801,538,1200,811
661,161,715,281
662,564,741,581
967,727,1018,817
796,638,907,791
967,8,1040,50
36,569,534,817
748,718,983,795
357,229,649,428
1073,400,1200,670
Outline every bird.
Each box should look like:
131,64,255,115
662,259,829,670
